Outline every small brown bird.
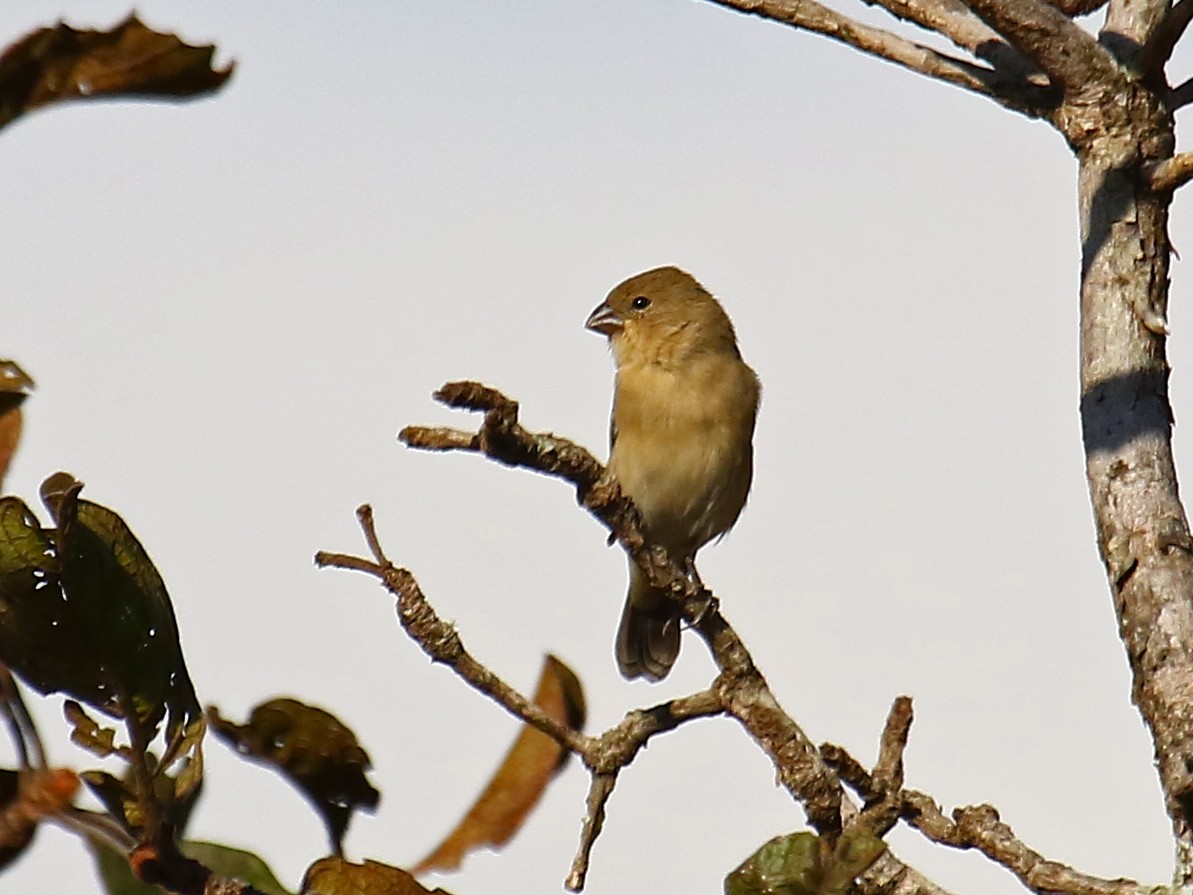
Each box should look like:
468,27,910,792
586,267,760,681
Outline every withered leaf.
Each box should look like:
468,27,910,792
208,698,379,855
0,15,232,131
0,474,201,748
65,699,127,760
0,361,33,492
302,857,454,895
414,654,586,874
725,829,886,895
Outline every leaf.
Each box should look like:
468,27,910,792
90,838,292,895
182,842,292,895
0,15,233,131
91,838,166,895
0,495,101,701
65,699,128,759
302,857,454,895
79,729,205,838
38,472,201,740
80,769,141,835
0,361,33,492
208,698,379,854
725,829,886,895
414,654,586,874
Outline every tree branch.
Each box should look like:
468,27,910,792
862,0,1044,82
706,0,1054,115
397,382,845,833
318,503,731,891
951,0,1119,88
1145,152,1193,192
384,384,1016,895
823,700,1149,895
1169,76,1193,109
567,773,616,890
1138,0,1193,74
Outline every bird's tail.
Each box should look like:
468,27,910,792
615,565,681,681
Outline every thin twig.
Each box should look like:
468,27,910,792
874,696,913,787
317,530,588,755
566,772,617,891
903,799,1146,895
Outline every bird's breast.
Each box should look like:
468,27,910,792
607,357,757,557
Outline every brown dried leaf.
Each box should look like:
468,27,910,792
0,15,233,131
302,857,454,895
0,362,33,492
414,654,586,874
208,698,379,855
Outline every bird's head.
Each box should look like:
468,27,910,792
585,266,739,368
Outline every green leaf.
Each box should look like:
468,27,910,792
40,472,200,740
182,842,292,895
726,832,820,895
90,838,291,895
0,496,106,704
725,829,886,895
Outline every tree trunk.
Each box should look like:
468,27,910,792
1074,84,1193,878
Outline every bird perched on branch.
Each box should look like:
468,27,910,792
586,267,760,681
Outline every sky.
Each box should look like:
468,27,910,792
3,1,1193,893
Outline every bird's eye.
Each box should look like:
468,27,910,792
631,296,651,310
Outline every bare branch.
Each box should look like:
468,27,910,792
873,696,913,787
398,382,845,832
950,0,1119,88
825,702,1147,895
706,0,1053,115
317,523,588,755
319,506,735,889
566,773,617,891
384,382,1114,895
1139,0,1193,73
904,799,1146,895
1145,153,1193,192
863,0,1043,81
385,383,1193,893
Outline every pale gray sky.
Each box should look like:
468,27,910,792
3,2,1190,893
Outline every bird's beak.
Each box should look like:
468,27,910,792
585,302,623,336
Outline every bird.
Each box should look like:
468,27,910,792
586,266,760,681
